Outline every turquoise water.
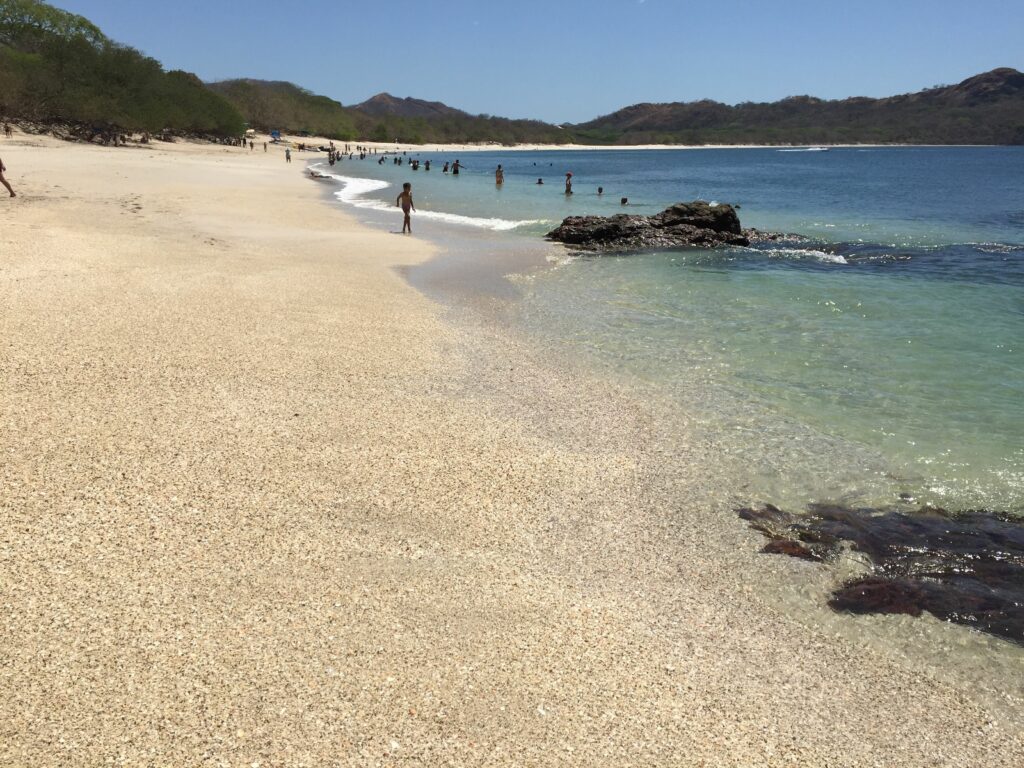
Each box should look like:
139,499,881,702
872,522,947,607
316,147,1024,513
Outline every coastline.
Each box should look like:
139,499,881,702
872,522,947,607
2,131,1022,765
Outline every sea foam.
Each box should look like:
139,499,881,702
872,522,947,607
315,166,545,232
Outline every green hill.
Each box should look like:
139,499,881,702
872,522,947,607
2,1,1021,146
572,69,1024,145
207,79,357,140
0,0,244,137
209,79,567,146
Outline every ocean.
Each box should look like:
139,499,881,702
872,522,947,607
311,146,1024,516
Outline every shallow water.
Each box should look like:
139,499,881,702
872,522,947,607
319,146,1024,515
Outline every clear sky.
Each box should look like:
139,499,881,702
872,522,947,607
50,0,1023,123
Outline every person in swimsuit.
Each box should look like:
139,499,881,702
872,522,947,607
0,155,15,197
396,182,415,234
495,164,504,185
564,172,573,195
452,159,463,175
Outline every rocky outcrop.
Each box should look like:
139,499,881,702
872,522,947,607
546,201,757,250
738,503,1024,645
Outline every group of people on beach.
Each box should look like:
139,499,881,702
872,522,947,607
392,161,629,235
275,139,632,236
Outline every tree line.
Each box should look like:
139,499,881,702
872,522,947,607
0,0,244,137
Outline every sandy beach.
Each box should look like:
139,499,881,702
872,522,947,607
2,132,1022,766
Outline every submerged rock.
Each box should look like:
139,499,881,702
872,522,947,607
546,201,754,250
761,539,823,561
738,503,1024,645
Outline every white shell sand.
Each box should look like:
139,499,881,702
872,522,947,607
1,132,1020,766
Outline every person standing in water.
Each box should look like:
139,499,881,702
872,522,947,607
495,164,504,185
564,172,573,195
396,182,416,234
0,155,15,197
452,159,463,175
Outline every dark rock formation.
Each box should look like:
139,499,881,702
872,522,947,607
546,201,754,250
737,503,1024,645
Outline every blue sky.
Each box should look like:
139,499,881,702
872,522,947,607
51,0,1023,123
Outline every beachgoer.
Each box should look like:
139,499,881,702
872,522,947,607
598,187,603,195
565,172,573,195
452,159,463,175
4,123,13,139
442,162,449,173
620,197,628,205
1,155,16,197
495,164,504,185
263,142,267,152
285,148,292,163
249,140,254,151
537,178,544,185
396,182,415,234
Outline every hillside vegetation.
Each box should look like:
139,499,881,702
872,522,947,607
1,1,1021,146
0,0,244,136
207,79,357,140
210,70,1024,146
573,69,1024,145
211,80,567,145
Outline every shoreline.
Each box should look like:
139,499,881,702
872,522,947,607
10,124,1017,156
309,149,1024,704
2,132,1022,764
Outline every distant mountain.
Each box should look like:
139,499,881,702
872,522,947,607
573,68,1024,145
208,80,565,145
351,93,468,120
3,2,1021,147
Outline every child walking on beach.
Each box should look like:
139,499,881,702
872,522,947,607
396,182,415,234
0,155,15,197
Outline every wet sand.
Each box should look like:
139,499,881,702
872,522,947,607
2,131,1022,766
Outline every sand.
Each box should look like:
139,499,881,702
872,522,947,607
1,131,1022,766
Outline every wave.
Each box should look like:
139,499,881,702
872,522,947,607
757,247,848,265
312,166,546,232
973,242,1024,254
